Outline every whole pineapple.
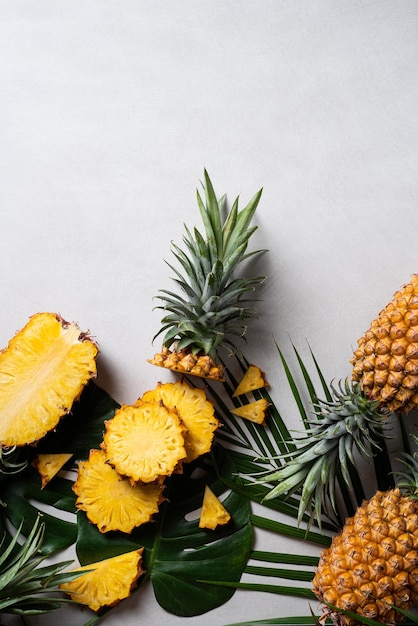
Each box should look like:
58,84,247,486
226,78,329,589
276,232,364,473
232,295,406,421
351,274,418,413
313,485,418,626
149,171,265,381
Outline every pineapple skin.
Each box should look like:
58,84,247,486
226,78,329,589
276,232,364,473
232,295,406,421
148,348,225,381
312,488,418,626
351,275,418,413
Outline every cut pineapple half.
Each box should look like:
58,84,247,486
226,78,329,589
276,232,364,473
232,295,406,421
230,398,270,424
141,379,219,463
103,401,186,484
0,312,98,446
74,449,164,533
32,452,73,488
199,485,231,530
232,364,268,397
60,548,144,612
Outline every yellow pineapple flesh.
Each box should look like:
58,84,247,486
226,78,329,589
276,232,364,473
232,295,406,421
32,453,73,488
141,379,219,463
351,275,418,413
102,401,186,484
0,312,98,446
74,449,165,533
312,488,418,625
199,485,231,530
60,548,144,612
232,364,268,397
230,398,270,424
148,347,225,381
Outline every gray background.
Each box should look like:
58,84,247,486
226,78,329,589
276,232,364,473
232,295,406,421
1,1,417,624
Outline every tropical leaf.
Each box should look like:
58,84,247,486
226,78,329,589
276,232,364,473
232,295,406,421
0,381,254,621
76,444,253,618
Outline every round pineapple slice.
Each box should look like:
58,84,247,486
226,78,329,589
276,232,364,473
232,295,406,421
59,548,144,612
0,312,98,446
141,379,219,463
103,401,186,484
74,449,164,533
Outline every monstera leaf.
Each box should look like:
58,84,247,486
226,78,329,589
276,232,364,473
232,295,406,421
0,382,253,620
0,382,118,555
76,444,253,617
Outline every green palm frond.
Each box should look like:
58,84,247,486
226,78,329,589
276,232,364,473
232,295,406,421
0,445,27,475
0,514,83,622
201,348,415,626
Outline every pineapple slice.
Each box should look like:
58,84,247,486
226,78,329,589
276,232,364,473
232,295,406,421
230,398,270,424
199,485,231,530
32,452,73,488
232,365,268,397
60,548,144,612
0,312,98,446
74,449,164,533
141,379,219,463
103,401,186,484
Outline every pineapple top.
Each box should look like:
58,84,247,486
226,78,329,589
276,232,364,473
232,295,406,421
153,171,265,359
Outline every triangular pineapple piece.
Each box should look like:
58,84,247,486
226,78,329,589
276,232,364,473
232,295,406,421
0,312,98,446
32,452,73,488
60,548,144,612
74,449,164,533
199,485,231,530
141,379,219,463
103,401,186,484
232,364,268,397
230,398,270,424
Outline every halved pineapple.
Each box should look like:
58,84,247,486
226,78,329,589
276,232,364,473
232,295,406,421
59,548,144,612
199,485,231,530
74,449,165,533
102,401,186,484
141,379,219,463
232,365,268,397
32,452,73,488
0,312,98,446
230,398,270,424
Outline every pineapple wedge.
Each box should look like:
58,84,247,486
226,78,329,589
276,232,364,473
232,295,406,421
60,548,144,612
0,312,98,446
232,365,268,397
199,485,231,530
32,453,73,488
230,398,270,424
74,449,164,533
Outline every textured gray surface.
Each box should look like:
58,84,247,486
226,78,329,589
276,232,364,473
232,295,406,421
1,1,418,624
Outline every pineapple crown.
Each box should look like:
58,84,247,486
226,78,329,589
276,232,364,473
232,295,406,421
153,170,266,359
394,434,418,498
255,379,389,526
